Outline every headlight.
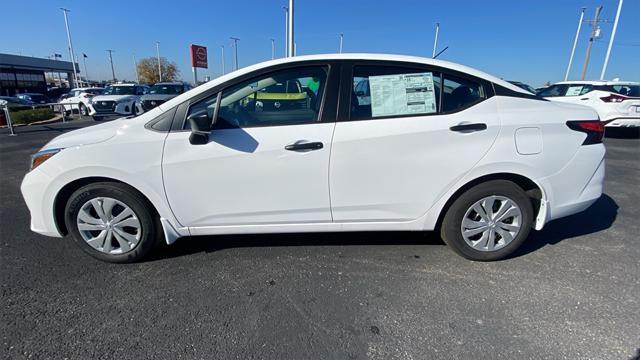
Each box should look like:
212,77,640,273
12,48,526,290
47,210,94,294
30,148,62,171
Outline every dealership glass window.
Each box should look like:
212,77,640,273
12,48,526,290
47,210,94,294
212,66,328,129
350,66,441,120
441,74,485,113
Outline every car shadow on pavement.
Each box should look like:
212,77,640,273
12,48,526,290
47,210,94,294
511,194,618,258
150,194,618,262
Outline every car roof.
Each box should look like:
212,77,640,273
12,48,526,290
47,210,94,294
159,53,529,110
554,80,640,86
108,83,138,87
71,87,104,91
153,82,184,86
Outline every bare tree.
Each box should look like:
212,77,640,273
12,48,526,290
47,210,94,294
137,57,180,84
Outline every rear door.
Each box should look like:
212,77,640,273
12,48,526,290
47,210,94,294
329,61,500,222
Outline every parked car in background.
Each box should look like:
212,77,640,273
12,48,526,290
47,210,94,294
135,82,191,114
539,81,640,128
16,93,49,105
47,87,71,102
21,54,605,263
59,87,104,116
88,84,148,120
507,81,536,94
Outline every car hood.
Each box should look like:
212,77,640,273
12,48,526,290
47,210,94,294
92,95,137,102
42,119,125,150
140,94,177,101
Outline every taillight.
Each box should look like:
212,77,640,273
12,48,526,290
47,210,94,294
600,94,626,103
566,120,604,145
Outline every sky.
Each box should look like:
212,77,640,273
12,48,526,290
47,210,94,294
2,0,638,87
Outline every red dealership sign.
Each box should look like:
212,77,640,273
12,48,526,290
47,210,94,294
190,44,208,69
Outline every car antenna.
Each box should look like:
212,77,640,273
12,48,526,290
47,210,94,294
433,46,449,59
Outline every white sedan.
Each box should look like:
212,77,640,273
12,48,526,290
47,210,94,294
539,80,640,128
21,54,606,263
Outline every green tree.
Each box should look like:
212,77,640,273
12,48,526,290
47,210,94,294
137,57,180,84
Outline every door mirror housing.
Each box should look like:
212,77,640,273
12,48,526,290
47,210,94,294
188,112,212,145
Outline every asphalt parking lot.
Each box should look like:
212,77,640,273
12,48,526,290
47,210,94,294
1,120,639,360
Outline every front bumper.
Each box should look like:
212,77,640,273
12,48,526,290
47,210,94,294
20,168,63,237
88,102,135,117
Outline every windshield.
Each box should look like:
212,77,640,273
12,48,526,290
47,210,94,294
149,84,184,95
103,86,136,95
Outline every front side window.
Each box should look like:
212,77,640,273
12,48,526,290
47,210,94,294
442,74,485,113
214,66,327,129
350,66,441,120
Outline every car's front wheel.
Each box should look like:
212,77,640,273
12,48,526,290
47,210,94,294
440,180,533,261
64,182,161,263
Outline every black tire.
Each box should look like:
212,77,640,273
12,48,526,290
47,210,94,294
78,103,88,116
440,180,533,261
64,182,162,263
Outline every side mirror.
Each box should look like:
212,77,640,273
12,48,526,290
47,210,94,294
188,112,212,145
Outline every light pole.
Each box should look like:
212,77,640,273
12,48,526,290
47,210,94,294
601,0,624,80
155,41,162,82
106,49,116,82
339,33,344,53
60,8,79,88
432,23,440,58
221,45,225,75
82,54,89,86
565,7,586,81
230,37,240,70
287,0,294,57
133,53,140,83
271,38,275,60
283,6,289,57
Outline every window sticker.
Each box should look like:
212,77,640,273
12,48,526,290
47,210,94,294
369,72,437,117
565,86,584,96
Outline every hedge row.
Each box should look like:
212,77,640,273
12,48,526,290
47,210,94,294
9,108,56,125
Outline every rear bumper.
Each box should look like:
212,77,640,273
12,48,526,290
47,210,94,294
543,145,605,222
604,117,640,128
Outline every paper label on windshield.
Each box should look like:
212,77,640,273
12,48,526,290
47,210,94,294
369,72,437,117
565,86,584,96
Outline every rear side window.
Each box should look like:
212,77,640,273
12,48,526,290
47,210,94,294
442,75,486,113
538,85,567,97
606,85,640,97
350,66,441,120
564,84,593,96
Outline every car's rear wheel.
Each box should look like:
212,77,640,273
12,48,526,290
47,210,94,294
64,182,161,263
78,103,88,116
440,180,533,261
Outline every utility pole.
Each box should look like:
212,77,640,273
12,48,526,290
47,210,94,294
565,7,586,81
60,8,79,88
601,0,624,80
155,41,162,82
432,23,440,58
339,33,344,53
581,6,603,80
271,38,275,59
106,49,116,82
74,54,83,87
283,6,289,57
133,53,140,83
287,0,295,57
221,45,225,75
230,37,240,70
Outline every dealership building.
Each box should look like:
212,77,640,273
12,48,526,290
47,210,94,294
0,53,79,96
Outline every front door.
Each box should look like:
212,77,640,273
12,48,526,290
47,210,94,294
162,65,335,228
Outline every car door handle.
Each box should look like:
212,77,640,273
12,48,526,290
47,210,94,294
449,123,487,132
284,141,324,151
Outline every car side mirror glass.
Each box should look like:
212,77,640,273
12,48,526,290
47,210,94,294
188,112,212,145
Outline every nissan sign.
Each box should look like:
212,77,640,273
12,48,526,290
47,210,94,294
190,44,208,69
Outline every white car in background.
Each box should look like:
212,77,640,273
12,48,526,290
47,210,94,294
59,87,103,116
538,81,640,128
21,54,605,263
88,84,149,120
